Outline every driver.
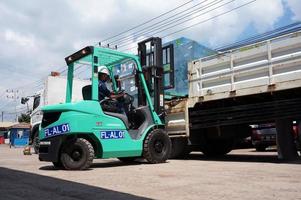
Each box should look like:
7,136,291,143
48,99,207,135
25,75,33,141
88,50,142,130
98,66,123,101
98,66,124,112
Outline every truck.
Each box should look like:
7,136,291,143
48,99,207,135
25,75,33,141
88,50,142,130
28,75,90,153
185,30,301,159
121,29,301,160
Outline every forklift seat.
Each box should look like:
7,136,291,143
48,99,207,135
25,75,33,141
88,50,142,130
83,85,129,129
82,85,92,100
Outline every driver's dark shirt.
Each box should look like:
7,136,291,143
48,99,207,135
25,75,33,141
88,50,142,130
98,80,111,100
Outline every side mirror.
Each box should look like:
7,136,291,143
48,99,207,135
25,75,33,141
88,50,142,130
21,97,29,104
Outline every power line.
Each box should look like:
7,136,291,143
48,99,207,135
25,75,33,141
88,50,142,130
99,0,194,44
1,62,87,114
118,0,237,50
0,91,6,99
2,1,220,96
0,100,15,111
215,21,301,51
161,0,256,38
8,64,70,92
117,0,235,49
121,0,256,52
3,109,27,115
109,0,213,45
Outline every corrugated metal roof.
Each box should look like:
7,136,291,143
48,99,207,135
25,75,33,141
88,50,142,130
10,123,30,129
0,122,18,129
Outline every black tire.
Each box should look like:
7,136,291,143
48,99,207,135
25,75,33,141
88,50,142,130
117,157,139,163
255,145,267,152
52,160,64,169
61,138,94,170
143,129,171,164
169,137,190,159
201,139,233,157
33,131,39,154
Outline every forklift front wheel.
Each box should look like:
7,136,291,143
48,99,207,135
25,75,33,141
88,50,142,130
60,138,94,170
143,129,171,164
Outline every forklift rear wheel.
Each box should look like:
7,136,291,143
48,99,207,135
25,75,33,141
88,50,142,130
61,138,94,170
143,129,171,164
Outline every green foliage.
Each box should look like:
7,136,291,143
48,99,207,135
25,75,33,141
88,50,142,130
18,113,30,123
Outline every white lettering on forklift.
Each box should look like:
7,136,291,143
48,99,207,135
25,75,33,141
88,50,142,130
45,129,49,136
45,123,70,137
53,127,60,134
62,124,70,132
100,130,125,139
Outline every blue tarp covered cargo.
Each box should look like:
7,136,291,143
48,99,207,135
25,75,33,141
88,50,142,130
114,37,215,103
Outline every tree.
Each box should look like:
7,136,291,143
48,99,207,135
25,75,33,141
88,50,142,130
18,113,30,123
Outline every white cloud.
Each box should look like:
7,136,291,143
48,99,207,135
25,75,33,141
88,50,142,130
66,0,120,24
285,0,301,20
246,0,284,32
4,29,36,47
142,0,284,48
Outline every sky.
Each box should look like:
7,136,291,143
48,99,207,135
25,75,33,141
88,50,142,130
0,0,300,121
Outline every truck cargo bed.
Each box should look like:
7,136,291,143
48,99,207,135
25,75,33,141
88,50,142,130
188,31,301,107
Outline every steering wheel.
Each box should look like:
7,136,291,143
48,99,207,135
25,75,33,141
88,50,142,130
100,97,120,113
100,97,117,104
117,89,125,94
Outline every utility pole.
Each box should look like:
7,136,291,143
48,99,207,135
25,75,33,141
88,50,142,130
1,111,3,122
6,89,19,122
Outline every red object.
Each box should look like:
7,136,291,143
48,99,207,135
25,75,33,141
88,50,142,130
50,71,60,76
0,136,4,144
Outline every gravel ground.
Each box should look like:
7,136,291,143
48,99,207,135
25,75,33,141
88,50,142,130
0,144,301,200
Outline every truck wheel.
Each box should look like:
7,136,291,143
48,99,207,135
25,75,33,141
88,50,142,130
169,137,190,159
143,129,171,164
61,138,94,170
33,131,39,154
201,139,233,157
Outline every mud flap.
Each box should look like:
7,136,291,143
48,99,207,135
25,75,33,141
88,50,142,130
276,118,299,160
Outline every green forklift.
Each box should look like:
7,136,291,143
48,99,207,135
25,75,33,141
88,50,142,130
38,38,171,170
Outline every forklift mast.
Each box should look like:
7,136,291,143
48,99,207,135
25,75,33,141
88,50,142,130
138,37,164,118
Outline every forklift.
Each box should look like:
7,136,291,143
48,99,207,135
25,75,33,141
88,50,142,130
38,38,171,170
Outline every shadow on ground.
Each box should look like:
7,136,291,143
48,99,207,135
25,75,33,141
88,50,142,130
39,160,145,171
174,150,301,164
0,167,150,200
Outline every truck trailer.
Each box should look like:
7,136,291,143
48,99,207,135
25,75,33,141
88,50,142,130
184,30,301,159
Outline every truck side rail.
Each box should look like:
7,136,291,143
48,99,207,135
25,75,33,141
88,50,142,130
188,31,301,105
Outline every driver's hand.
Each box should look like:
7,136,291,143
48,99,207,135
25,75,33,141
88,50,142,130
110,92,124,99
